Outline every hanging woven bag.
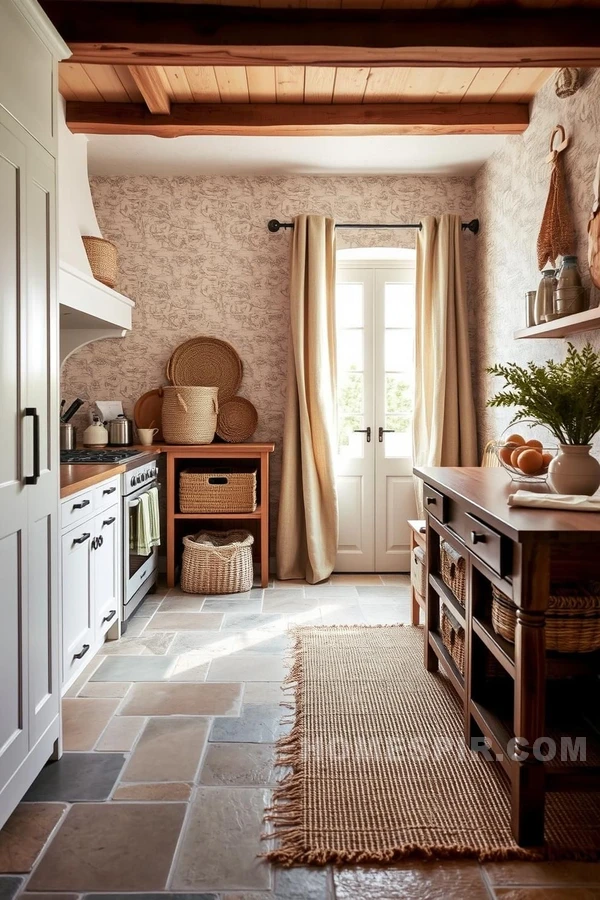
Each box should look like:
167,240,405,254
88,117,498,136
588,151,600,289
537,125,576,270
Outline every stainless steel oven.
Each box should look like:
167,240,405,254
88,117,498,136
122,457,159,621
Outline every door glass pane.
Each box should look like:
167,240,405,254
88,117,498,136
385,282,414,328
385,415,412,458
337,283,363,328
339,371,363,415
338,329,364,373
386,374,412,416
338,416,365,458
385,329,413,373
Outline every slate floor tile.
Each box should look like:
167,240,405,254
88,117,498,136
210,703,287,743
220,613,284,631
483,862,600,885
96,633,175,656
61,698,121,751
331,573,384,585
77,681,131,698
23,753,126,802
199,743,277,786
333,862,489,900
122,717,210,782
27,803,186,893
0,877,23,900
146,613,223,632
171,787,271,891
19,893,79,899
207,652,286,683
86,894,217,900
274,866,331,899
492,890,600,899
0,803,66,873
119,682,243,716
201,598,263,614
159,596,208,612
243,682,285,704
356,586,410,600
112,783,193,802
90,655,176,682
167,654,210,682
95,716,145,752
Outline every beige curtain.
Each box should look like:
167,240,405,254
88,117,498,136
276,214,339,584
413,215,478,507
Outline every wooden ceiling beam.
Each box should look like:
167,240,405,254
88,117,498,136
65,100,529,136
40,2,600,67
128,65,171,113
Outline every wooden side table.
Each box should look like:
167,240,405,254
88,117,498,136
408,519,426,625
159,443,275,589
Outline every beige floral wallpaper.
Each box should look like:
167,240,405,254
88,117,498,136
61,174,478,527
474,68,600,453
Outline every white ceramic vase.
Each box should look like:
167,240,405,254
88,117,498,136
548,444,600,495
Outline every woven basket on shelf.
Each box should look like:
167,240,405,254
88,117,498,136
181,529,254,594
82,236,118,288
179,469,257,514
441,604,465,675
440,541,466,607
161,385,218,445
492,582,600,653
411,545,426,599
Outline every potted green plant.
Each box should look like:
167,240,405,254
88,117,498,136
487,343,600,495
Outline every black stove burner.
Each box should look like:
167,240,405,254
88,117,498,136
61,448,141,464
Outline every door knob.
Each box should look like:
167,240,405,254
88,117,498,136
378,427,395,442
353,427,371,443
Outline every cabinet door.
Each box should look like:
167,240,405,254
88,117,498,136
62,526,93,684
25,143,59,746
93,504,120,636
0,116,29,791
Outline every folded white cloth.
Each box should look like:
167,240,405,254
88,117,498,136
507,490,600,511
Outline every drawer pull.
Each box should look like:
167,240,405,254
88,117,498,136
72,499,90,510
73,643,90,660
103,517,116,526
73,532,91,546
471,531,487,545
426,496,437,505
91,537,98,551
102,486,117,495
102,609,117,624
98,535,104,548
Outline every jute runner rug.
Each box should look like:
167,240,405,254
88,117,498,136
265,625,600,865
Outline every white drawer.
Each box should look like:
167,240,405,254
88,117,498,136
93,477,120,512
61,489,94,531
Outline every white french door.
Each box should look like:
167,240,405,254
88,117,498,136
335,258,417,572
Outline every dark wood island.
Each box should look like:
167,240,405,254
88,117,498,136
414,466,600,847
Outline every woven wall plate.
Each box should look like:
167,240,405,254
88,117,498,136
166,337,243,402
134,387,164,442
217,397,258,443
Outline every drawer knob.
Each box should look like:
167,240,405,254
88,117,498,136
425,497,436,505
471,531,486,545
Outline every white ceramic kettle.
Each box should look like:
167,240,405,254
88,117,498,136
83,416,109,448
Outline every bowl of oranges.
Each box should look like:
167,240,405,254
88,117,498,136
495,427,557,482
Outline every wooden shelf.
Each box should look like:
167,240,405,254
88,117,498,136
428,631,465,701
514,306,600,340
174,506,263,520
473,615,515,677
429,573,466,627
470,699,514,778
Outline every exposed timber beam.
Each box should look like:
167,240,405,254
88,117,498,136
65,101,529,137
39,2,600,66
128,65,170,114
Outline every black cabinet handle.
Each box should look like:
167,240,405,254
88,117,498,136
425,496,436,505
103,517,116,526
24,408,40,485
72,499,90,510
73,644,90,660
73,532,91,546
102,609,117,624
102,486,116,495
471,531,486,545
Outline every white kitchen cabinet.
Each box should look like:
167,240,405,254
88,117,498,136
60,485,122,690
0,0,68,831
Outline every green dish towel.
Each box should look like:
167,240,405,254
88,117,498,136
130,487,160,556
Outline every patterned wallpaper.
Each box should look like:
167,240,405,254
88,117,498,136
61,174,478,526
474,68,600,452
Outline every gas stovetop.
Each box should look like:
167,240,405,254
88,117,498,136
60,448,142,464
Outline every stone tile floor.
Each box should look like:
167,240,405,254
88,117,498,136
0,573,599,899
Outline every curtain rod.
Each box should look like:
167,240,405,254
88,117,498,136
267,218,480,234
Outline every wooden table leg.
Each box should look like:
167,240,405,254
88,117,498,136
424,519,439,672
166,452,175,588
260,451,269,588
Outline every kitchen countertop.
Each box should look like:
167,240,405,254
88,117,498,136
60,450,160,499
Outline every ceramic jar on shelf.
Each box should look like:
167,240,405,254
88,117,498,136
554,255,586,318
534,268,557,325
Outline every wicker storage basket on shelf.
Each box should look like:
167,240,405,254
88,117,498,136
441,604,465,674
492,582,600,653
440,541,466,607
411,545,426,599
181,530,254,594
161,386,218,445
82,236,118,288
179,469,257,514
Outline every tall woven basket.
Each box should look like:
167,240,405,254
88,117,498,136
82,236,118,288
181,530,254,594
162,386,218,444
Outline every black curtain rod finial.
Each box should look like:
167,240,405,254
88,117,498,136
267,217,479,234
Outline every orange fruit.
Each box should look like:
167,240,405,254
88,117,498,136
517,449,544,475
506,433,526,446
541,451,553,467
499,442,517,465
510,446,528,468
526,439,543,450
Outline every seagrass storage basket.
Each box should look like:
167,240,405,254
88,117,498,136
492,582,600,653
441,604,465,675
411,545,426,599
179,469,257,514
440,540,466,607
162,386,218,445
82,236,118,288
180,529,254,594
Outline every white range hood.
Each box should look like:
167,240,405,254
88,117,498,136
58,101,134,364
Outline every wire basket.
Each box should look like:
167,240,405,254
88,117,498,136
493,422,557,483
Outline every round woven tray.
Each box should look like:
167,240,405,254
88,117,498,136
492,583,600,653
167,337,243,403
216,397,258,443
